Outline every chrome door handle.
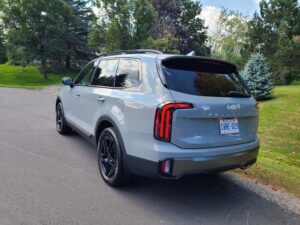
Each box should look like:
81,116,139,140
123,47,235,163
97,97,105,103
75,93,80,97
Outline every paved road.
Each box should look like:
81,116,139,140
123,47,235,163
0,87,299,225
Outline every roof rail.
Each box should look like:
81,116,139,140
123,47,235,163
98,49,163,57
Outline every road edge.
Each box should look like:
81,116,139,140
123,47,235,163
225,172,300,215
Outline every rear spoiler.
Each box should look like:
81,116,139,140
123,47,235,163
161,56,237,74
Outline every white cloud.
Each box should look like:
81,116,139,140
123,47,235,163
200,6,221,35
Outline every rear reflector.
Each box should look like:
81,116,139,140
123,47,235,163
161,160,171,174
154,103,193,142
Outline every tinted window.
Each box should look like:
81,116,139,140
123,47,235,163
91,59,118,87
74,61,98,86
162,58,250,98
115,59,140,87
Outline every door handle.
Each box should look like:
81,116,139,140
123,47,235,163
97,97,105,103
75,93,80,98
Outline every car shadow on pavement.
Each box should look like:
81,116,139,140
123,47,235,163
111,173,297,224
62,133,299,224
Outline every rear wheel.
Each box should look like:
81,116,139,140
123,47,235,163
97,127,130,186
56,102,72,134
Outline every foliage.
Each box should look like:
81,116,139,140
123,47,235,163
149,0,208,55
143,33,180,54
245,0,300,84
210,9,249,69
2,0,75,78
242,53,273,100
65,0,96,70
133,0,156,48
177,0,209,55
0,24,6,63
90,0,208,54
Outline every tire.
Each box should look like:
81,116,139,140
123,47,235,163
97,127,131,186
56,102,72,135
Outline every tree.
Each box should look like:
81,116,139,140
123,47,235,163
177,0,208,55
65,0,96,70
3,0,74,78
98,0,133,51
0,23,6,63
133,0,156,48
149,0,181,39
245,0,300,84
242,53,273,100
149,0,209,55
210,9,249,69
0,1,6,63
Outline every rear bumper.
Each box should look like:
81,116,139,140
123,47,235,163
171,147,258,177
126,145,259,179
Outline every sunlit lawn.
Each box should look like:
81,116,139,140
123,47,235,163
0,64,76,89
237,81,300,197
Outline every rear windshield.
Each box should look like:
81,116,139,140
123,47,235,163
161,57,250,98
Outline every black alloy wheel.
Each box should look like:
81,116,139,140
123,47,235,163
97,127,130,186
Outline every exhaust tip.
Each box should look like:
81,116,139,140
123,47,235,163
240,159,256,170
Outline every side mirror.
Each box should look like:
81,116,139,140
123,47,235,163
62,77,73,88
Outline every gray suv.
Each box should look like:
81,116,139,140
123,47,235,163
56,49,260,186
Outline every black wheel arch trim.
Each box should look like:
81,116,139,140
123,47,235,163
94,115,127,155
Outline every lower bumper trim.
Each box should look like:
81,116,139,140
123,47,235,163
171,147,259,177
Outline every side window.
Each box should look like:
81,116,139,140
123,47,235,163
74,61,98,86
91,59,119,87
115,59,140,88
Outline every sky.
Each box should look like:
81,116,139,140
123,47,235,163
199,0,261,34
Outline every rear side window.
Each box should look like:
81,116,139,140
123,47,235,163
91,59,118,87
161,57,250,98
115,59,140,88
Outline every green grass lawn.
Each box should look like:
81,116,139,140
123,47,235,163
0,64,76,89
238,81,300,197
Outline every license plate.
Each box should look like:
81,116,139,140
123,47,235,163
220,119,239,134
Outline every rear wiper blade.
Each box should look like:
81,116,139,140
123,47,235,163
226,91,250,98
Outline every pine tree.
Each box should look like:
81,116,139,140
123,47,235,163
65,0,95,70
242,53,273,100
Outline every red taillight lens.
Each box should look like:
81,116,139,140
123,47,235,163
154,103,193,142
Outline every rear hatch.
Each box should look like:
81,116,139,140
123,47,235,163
159,56,259,149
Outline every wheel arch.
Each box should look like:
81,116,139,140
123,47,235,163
56,96,61,107
94,116,126,152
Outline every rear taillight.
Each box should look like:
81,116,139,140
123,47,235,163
154,103,193,142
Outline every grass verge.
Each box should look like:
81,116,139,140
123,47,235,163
0,64,76,89
237,82,300,197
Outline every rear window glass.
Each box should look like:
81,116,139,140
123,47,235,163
161,58,250,98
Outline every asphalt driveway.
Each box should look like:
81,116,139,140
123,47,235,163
0,87,299,225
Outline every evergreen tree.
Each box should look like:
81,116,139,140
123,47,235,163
242,53,273,100
177,0,208,55
65,0,95,70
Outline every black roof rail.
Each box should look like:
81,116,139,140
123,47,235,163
98,49,163,57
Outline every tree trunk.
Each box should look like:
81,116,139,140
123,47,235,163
65,55,71,71
41,59,48,79
65,42,71,70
